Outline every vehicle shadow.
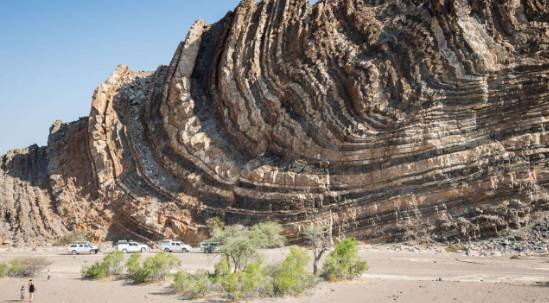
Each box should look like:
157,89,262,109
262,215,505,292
149,287,176,296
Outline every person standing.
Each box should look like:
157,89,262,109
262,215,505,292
20,285,25,301
28,280,35,302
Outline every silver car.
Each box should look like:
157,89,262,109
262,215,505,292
160,240,192,253
67,242,99,255
115,240,149,253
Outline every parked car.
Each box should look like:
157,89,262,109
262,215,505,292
160,240,192,253
68,242,99,255
199,241,221,253
115,240,149,253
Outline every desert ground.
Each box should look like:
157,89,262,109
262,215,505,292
0,245,548,303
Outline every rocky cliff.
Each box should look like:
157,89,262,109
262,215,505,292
1,0,548,245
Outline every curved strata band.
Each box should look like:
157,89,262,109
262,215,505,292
1,0,548,245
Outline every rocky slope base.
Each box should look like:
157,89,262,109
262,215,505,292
1,0,548,245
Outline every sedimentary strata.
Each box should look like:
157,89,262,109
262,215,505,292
1,0,548,245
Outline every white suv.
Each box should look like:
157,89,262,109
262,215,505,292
68,242,99,255
160,240,192,253
115,240,149,253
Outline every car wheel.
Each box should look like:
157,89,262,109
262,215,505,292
141,248,146,253
122,249,128,253
183,248,189,253
71,250,77,255
164,248,170,253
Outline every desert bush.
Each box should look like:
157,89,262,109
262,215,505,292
251,222,286,248
81,251,125,280
0,262,8,278
81,261,109,280
270,246,313,296
55,231,87,246
219,271,241,300
172,270,210,299
126,253,141,273
214,257,231,277
127,252,180,284
103,251,125,275
240,262,273,297
321,239,368,281
7,258,52,277
219,261,274,300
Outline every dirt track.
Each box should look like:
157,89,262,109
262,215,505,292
0,245,547,303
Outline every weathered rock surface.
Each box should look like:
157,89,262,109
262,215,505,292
1,0,548,245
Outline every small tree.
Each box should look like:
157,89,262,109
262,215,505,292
304,224,332,275
321,239,368,281
270,246,313,296
251,222,286,248
214,225,259,273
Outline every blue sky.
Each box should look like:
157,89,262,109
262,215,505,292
0,0,241,154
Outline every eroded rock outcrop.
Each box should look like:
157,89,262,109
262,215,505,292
1,0,548,245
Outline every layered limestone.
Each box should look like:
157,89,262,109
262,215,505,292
1,0,548,245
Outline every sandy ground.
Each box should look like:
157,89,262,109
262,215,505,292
0,245,548,303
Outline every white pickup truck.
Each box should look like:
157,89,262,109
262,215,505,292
159,240,192,253
68,242,99,255
115,240,149,253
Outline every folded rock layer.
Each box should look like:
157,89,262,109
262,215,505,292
1,0,548,245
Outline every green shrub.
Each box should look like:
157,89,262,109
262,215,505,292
240,262,273,297
0,263,8,278
215,260,273,300
219,272,241,300
126,253,141,273
103,251,125,275
81,261,110,280
143,252,180,280
172,270,210,299
270,246,313,296
321,239,368,281
127,252,180,284
7,260,22,277
251,222,286,248
126,253,148,283
214,258,231,278
81,251,125,280
7,258,51,277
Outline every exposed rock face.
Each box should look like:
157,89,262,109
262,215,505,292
1,0,548,245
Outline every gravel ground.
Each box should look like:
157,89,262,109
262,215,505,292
0,245,547,303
